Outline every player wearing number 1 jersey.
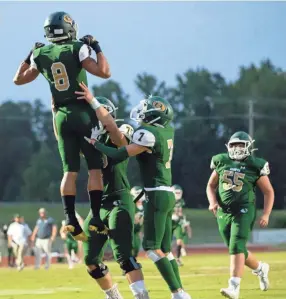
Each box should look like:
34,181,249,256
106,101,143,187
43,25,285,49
13,12,121,242
85,96,192,299
206,131,275,299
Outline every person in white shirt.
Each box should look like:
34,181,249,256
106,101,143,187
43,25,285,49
7,214,32,271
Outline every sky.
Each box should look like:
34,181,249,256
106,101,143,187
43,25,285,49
1,1,286,107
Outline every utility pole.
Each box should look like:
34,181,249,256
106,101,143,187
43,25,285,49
248,99,254,137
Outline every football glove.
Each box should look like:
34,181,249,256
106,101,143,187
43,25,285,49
80,35,102,54
24,42,45,65
91,122,106,140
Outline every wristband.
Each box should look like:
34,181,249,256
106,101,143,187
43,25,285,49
90,97,102,110
91,42,102,54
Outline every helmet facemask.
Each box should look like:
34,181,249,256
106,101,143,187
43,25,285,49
130,99,162,125
227,140,256,160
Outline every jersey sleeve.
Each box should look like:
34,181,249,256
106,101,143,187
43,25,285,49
119,124,134,141
132,129,156,148
79,44,90,62
30,53,38,70
210,156,217,170
260,161,270,176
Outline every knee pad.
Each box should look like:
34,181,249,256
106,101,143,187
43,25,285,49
119,257,142,275
146,250,163,263
87,263,109,280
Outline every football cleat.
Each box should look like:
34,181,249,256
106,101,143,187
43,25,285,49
88,216,109,235
220,280,240,299
64,218,87,242
252,262,270,291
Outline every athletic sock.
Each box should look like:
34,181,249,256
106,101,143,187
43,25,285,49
230,277,241,286
169,258,182,289
129,280,148,296
89,190,103,217
155,257,181,291
254,261,263,272
176,245,182,259
61,195,76,221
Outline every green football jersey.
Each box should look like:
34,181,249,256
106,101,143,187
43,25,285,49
132,124,174,188
102,136,130,199
211,153,270,209
31,40,89,107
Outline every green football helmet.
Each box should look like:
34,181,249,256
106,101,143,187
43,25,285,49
96,97,117,119
44,12,78,43
130,95,174,127
226,131,256,161
172,184,183,200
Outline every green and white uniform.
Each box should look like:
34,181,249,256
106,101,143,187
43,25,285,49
31,41,101,172
172,214,189,242
83,131,135,266
132,124,175,252
211,153,270,257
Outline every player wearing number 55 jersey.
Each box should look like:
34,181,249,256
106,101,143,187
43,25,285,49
206,131,274,299
85,96,192,299
13,12,121,242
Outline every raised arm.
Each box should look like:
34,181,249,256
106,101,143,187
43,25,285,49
13,42,44,85
80,35,110,78
75,82,124,146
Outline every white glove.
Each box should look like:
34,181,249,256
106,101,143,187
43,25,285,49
91,122,106,140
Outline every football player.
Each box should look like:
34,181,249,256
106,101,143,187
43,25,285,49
131,186,145,258
171,210,191,267
85,96,192,299
206,131,274,299
76,91,150,299
13,12,121,241
173,184,185,214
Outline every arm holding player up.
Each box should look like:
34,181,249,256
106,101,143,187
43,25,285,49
75,82,130,147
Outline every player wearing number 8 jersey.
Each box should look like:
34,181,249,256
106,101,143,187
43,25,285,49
13,12,121,242
206,131,275,299
85,96,192,299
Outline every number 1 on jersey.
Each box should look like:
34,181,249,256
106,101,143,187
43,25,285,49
166,139,174,169
51,62,70,91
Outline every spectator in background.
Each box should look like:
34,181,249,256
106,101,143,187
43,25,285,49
7,214,32,271
31,208,57,270
2,220,15,267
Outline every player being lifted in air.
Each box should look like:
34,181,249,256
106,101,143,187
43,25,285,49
13,12,121,241
75,86,150,299
206,131,274,299
171,185,192,267
85,96,192,299
131,186,145,258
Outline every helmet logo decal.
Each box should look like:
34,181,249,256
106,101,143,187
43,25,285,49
152,101,166,112
63,15,73,25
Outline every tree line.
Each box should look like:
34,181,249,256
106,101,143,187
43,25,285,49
1,59,286,209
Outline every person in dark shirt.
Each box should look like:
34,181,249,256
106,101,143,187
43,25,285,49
2,221,15,267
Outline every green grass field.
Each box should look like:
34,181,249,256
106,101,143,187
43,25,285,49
0,252,285,299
